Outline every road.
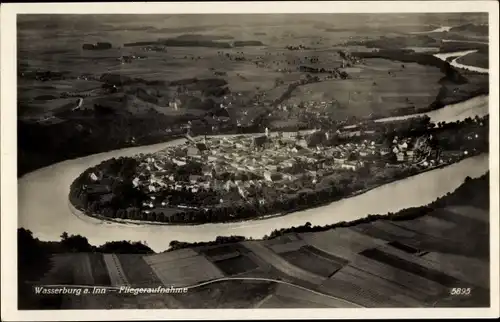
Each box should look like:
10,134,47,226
41,276,364,308
72,97,84,111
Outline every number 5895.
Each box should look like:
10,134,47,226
450,287,471,296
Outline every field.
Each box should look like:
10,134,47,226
25,201,491,309
243,204,489,308
444,205,489,223
320,269,403,307
346,254,447,302
360,248,462,287
87,253,112,286
329,265,423,306
143,249,225,286
169,279,277,308
196,243,260,275
258,283,359,308
456,52,489,69
265,240,307,254
198,244,242,260
279,247,346,277
257,294,332,308
102,253,129,286
38,254,79,285
35,253,109,289
242,241,327,285
387,209,489,258
378,244,486,288
212,255,259,275
282,59,443,118
115,254,163,287
18,97,83,120
421,252,490,289
18,17,482,126
36,204,489,309
299,227,387,261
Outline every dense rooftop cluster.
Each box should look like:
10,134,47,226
130,130,434,212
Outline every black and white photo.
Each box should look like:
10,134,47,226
1,1,499,320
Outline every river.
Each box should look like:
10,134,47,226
18,138,489,252
411,26,452,34
373,94,489,124
442,39,489,45
410,25,489,73
371,46,489,124
434,49,489,74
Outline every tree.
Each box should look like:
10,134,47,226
147,212,157,222
60,234,93,252
98,241,154,254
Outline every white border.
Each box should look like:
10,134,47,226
1,2,499,320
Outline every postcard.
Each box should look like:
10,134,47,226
1,1,499,320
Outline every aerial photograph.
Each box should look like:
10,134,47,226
15,12,491,310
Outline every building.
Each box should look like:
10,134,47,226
196,142,209,153
186,142,208,157
296,139,308,149
406,150,415,162
398,142,408,151
334,157,346,164
252,135,269,149
380,148,391,156
187,146,200,157
341,163,357,170
189,175,202,184
396,150,414,162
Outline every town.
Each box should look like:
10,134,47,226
132,129,430,203
70,112,487,225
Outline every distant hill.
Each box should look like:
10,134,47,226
82,42,112,50
124,38,232,48
233,40,265,47
348,34,441,49
123,37,264,48
173,34,234,41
